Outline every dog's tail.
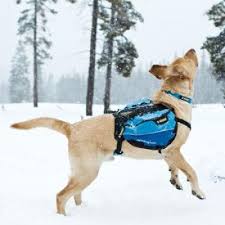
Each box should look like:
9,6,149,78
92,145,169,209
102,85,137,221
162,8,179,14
11,117,71,137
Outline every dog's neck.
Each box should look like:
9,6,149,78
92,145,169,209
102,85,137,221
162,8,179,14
153,89,192,122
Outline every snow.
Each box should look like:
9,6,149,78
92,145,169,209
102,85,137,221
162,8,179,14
0,103,225,225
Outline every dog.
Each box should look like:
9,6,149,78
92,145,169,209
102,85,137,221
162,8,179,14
11,49,205,216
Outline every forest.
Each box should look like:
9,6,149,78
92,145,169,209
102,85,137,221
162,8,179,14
1,0,225,113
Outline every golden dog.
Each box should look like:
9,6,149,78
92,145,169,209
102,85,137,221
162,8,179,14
11,49,205,215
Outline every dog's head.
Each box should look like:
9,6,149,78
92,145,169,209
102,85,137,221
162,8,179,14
149,49,198,80
149,49,198,92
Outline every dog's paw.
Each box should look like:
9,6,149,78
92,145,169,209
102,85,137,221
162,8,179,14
192,190,206,200
170,178,176,185
57,209,66,216
77,201,88,208
170,178,183,191
175,184,183,190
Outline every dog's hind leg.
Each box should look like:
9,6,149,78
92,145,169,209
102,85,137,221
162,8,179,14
165,159,183,190
166,151,205,200
56,178,78,215
56,165,100,215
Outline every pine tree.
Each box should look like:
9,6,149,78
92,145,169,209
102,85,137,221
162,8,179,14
86,0,99,116
98,0,143,113
37,66,47,102
56,74,85,103
17,0,76,107
45,74,56,102
202,0,225,86
0,82,9,104
9,41,31,103
192,50,224,103
17,0,58,107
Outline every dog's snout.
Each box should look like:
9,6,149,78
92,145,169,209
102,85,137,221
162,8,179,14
186,49,196,56
184,49,198,67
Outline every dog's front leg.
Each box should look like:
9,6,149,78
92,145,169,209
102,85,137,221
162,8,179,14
165,150,206,200
164,159,183,190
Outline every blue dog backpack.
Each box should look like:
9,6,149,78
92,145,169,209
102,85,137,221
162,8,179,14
113,98,179,154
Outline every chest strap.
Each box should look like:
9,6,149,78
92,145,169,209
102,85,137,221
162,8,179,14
113,117,191,156
176,117,191,130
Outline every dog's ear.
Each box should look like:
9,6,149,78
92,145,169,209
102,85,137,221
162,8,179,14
149,65,168,80
184,49,198,67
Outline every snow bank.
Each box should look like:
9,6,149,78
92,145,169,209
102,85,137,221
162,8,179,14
0,103,224,225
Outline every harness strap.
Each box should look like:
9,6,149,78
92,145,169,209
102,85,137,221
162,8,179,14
114,137,124,155
175,117,192,130
113,126,125,155
164,90,192,104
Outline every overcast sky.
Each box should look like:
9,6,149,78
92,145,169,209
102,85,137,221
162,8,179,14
0,0,220,81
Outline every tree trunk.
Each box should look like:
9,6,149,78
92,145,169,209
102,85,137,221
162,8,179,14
86,0,98,116
104,2,115,113
33,0,38,107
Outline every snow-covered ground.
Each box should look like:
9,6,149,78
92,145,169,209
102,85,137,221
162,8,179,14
0,103,225,225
